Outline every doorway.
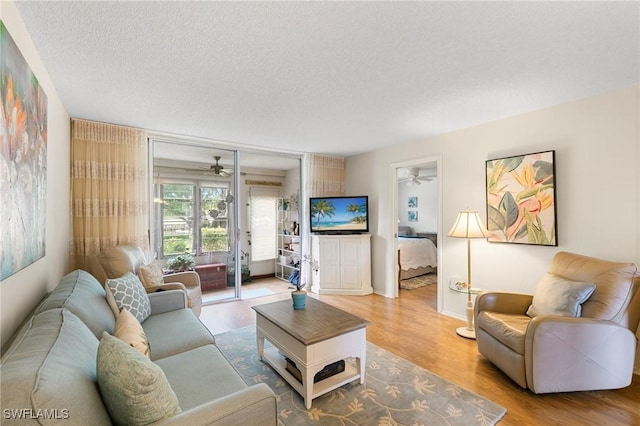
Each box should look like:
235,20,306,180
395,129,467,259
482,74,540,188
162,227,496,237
150,138,301,304
391,156,442,310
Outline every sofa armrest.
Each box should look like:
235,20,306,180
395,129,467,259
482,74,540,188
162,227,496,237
155,384,277,426
525,316,636,393
163,271,200,289
148,289,187,314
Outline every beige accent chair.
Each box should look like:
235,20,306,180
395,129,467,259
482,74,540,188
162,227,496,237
90,245,202,316
475,251,640,393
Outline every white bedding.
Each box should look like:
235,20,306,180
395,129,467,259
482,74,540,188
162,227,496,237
398,236,437,270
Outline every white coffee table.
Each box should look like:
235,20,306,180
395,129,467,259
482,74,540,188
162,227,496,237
252,297,369,409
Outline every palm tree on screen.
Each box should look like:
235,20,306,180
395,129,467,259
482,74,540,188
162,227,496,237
311,200,336,226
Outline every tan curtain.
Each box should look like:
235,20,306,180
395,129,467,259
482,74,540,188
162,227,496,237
70,119,148,270
308,154,345,197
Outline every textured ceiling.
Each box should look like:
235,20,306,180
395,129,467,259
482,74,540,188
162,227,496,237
14,1,640,158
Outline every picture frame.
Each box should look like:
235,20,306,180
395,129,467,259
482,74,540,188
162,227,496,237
1,21,48,280
408,211,418,222
408,197,418,208
486,150,557,246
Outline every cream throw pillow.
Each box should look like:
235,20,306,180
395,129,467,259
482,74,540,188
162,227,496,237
115,308,150,358
97,332,180,426
526,272,596,318
138,263,164,289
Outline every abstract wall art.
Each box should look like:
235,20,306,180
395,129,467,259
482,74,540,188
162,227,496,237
1,20,48,280
486,150,557,246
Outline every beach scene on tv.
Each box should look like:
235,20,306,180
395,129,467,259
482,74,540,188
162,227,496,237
310,197,368,232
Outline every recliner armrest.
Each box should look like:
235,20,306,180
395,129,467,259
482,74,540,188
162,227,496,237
146,282,188,293
163,270,200,289
524,316,636,393
154,383,277,425
475,291,533,317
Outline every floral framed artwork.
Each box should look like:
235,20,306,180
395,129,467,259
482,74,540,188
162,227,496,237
408,197,418,208
486,150,557,246
1,21,48,280
408,211,418,222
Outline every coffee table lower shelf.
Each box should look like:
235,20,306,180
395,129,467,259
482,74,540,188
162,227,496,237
262,346,361,403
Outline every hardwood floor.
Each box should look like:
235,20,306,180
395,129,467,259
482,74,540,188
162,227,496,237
199,283,640,426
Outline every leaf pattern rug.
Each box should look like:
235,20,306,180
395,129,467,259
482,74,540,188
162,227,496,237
215,326,506,425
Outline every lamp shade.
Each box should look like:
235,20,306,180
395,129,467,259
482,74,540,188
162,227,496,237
448,210,488,239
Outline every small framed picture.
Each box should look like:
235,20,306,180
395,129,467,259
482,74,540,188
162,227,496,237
408,211,418,222
408,197,418,208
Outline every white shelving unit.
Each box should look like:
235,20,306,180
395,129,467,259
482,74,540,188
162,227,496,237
276,200,300,282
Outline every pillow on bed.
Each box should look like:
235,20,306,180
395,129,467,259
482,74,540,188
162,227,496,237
398,226,413,236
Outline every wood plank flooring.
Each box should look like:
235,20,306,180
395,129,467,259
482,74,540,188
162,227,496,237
199,282,640,426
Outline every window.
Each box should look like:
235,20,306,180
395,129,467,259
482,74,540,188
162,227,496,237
249,188,278,262
158,182,231,257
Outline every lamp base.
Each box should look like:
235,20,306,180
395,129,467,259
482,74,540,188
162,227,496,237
456,327,476,339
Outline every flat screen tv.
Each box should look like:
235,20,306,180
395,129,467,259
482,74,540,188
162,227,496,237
310,196,369,234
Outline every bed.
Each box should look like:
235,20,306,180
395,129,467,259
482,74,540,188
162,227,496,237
397,226,437,280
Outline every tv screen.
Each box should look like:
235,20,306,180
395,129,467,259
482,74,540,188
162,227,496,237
310,196,369,234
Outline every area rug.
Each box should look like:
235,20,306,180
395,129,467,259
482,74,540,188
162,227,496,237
401,273,437,290
215,326,506,425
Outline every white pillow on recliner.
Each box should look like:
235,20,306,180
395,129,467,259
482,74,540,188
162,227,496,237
526,272,596,318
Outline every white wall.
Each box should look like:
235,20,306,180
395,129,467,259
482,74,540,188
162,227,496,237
0,1,71,347
398,175,438,233
346,86,640,321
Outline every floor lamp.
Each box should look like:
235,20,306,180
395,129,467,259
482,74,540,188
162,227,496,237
448,209,488,339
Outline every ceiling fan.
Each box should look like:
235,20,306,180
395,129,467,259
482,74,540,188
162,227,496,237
202,156,232,177
398,169,435,185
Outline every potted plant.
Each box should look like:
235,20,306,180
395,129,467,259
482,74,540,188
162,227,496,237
166,253,195,272
289,270,306,309
278,199,290,210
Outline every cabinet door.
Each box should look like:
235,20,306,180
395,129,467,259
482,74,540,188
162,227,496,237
319,238,341,289
340,238,362,289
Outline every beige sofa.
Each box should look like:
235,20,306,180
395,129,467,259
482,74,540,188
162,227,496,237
89,245,203,316
1,269,276,425
475,251,640,393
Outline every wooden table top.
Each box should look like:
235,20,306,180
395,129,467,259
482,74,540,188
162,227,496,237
252,297,369,345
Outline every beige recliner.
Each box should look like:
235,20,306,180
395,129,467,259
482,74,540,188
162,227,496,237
89,245,202,316
475,251,640,393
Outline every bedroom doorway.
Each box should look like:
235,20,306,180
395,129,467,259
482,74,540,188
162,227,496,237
391,156,441,309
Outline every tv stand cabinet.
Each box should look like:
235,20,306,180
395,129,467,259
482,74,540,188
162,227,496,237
310,234,372,295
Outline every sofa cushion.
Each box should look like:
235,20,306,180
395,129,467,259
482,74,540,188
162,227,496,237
106,272,152,323
138,262,164,289
0,309,112,425
97,332,181,426
115,308,151,358
155,345,248,411
33,269,115,338
526,272,596,318
142,309,215,361
477,311,530,354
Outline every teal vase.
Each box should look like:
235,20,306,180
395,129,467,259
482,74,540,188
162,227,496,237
291,291,306,310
